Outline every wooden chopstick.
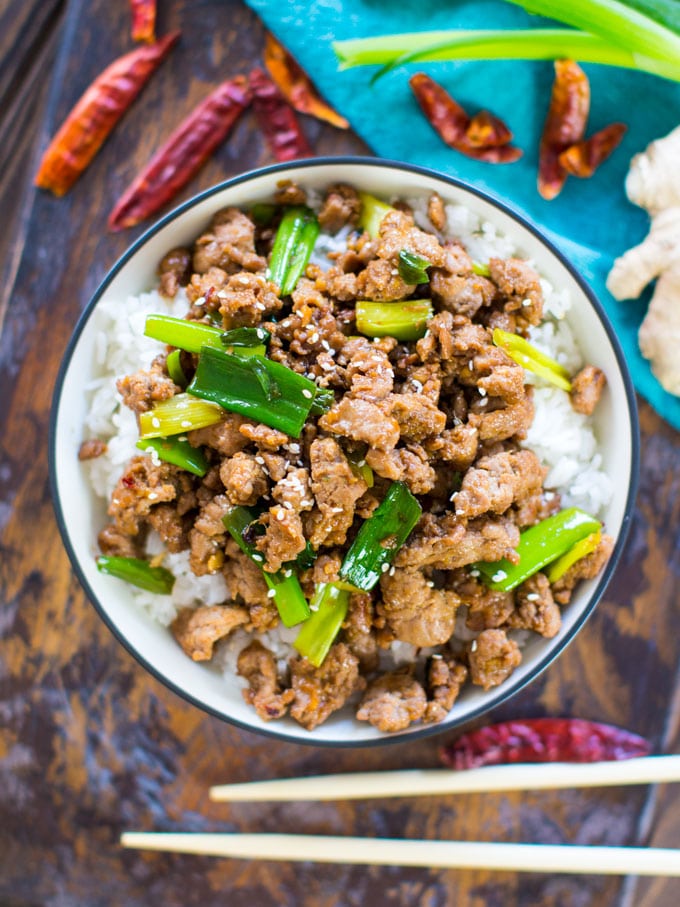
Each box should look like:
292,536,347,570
209,754,680,803
120,832,680,876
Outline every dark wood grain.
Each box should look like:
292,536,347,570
0,1,679,905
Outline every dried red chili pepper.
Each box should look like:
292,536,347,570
538,60,590,200
249,68,312,163
409,73,521,164
559,123,627,178
129,0,156,43
466,110,513,149
108,76,252,231
34,31,179,197
264,32,349,130
440,718,651,770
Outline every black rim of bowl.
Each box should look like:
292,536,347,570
48,156,640,748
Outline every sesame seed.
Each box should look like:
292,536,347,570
252,554,264,563
276,510,286,521
478,388,487,397
255,456,265,465
194,296,205,306
357,460,366,467
310,332,320,343
148,492,158,501
478,398,488,407
283,501,293,510
470,569,480,578
526,593,540,601
522,297,532,307
381,562,390,573
289,443,300,453
470,639,478,652
545,491,555,501
389,566,396,576
217,290,228,299
455,509,464,516
321,340,331,351
468,360,474,370
152,417,161,428
239,275,251,285
492,570,507,582
331,506,343,514
177,436,187,442
267,588,277,599
302,388,313,399
181,420,191,428
284,569,293,578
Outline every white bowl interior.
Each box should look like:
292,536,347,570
52,161,636,745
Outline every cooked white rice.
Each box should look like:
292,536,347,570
82,193,612,685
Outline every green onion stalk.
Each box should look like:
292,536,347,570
358,191,394,238
138,393,224,439
333,4,680,84
475,507,602,591
96,556,175,594
293,582,351,667
355,299,433,342
492,327,573,392
223,506,310,628
187,345,329,438
340,481,422,591
266,206,320,296
145,315,267,358
136,435,209,477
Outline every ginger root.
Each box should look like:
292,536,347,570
606,125,680,395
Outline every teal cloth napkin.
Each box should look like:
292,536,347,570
245,0,680,429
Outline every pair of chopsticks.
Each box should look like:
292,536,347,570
121,754,680,877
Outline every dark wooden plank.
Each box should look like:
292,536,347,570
0,1,678,904
0,0,65,333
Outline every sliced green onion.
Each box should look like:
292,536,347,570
266,205,320,296
339,481,422,591
145,314,225,354
187,346,320,438
398,249,430,285
358,191,394,238
503,0,680,66
356,299,433,341
472,261,491,277
333,29,680,84
546,530,602,584
136,436,209,477
139,393,223,440
309,386,335,416
222,326,271,347
250,202,277,226
144,315,266,358
96,555,175,594
223,506,310,628
346,448,374,488
166,349,187,388
475,507,602,592
493,327,572,392
293,582,351,667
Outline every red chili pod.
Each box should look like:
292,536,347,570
108,76,252,231
34,31,180,196
249,67,312,162
440,718,651,770
409,72,469,146
466,110,513,148
410,73,521,163
559,123,627,178
263,32,349,129
538,60,590,200
129,0,156,43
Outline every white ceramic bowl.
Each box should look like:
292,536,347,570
50,158,639,746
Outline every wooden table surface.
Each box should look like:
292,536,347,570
1,1,679,904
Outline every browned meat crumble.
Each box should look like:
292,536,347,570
93,184,612,733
